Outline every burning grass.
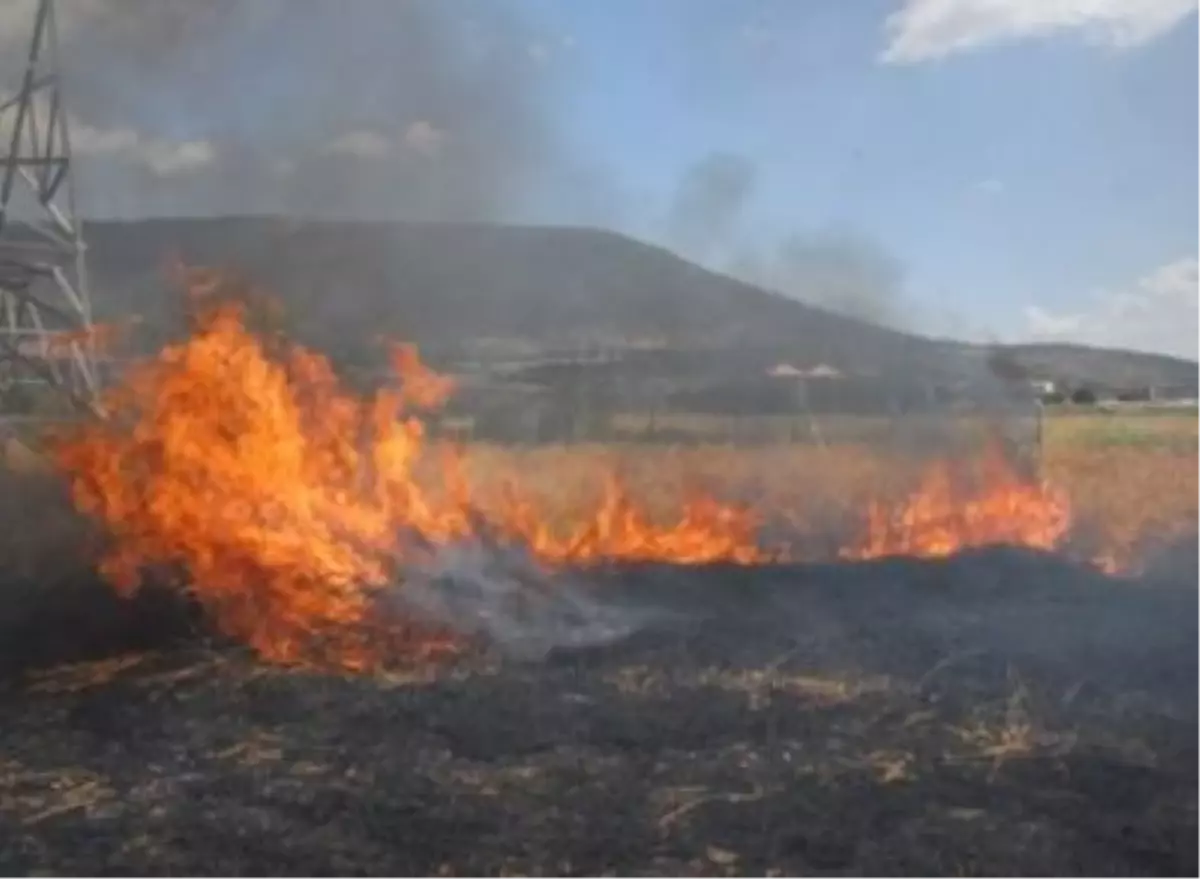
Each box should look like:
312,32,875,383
0,269,1193,672
42,277,775,669
0,272,1194,874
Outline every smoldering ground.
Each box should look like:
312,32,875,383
0,509,1196,875
0,429,1195,875
381,540,685,661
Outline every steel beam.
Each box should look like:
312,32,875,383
0,0,99,420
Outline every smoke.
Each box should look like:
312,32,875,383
0,0,583,222
732,227,911,331
666,152,757,259
384,542,676,660
661,160,911,338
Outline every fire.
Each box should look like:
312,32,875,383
841,444,1072,561
47,274,767,668
44,270,1140,670
492,473,771,566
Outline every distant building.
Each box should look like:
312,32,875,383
766,362,844,379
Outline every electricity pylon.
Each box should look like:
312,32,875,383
0,0,100,419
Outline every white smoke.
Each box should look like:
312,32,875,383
382,541,675,660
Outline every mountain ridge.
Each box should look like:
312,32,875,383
77,216,1197,391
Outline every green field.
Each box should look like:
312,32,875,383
1040,407,1198,450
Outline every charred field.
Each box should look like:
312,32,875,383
0,285,1195,875
0,543,1196,876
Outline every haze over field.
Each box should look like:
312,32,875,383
0,4,1196,876
81,217,1199,395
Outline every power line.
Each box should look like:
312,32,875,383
0,0,100,420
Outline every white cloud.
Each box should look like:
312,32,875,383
1024,305,1082,336
72,120,215,176
0,92,215,177
138,139,216,176
322,123,446,161
401,120,446,158
972,178,1005,195
881,0,1198,64
1023,256,1199,360
323,129,393,159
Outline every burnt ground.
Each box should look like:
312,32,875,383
0,545,1195,876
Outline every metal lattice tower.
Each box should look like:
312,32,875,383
0,0,99,420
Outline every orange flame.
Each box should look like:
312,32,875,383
493,473,771,566
46,270,1150,670
841,443,1072,561
47,277,767,668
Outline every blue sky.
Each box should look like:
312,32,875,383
515,0,1198,355
1,0,1195,358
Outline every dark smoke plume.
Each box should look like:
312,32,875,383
3,0,577,222
666,152,757,258
732,227,911,331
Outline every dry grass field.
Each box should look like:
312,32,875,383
3,408,1194,580
450,410,1198,565
0,392,1194,874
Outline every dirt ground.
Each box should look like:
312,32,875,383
0,546,1195,876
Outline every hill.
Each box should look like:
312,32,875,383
81,217,1196,392
992,342,1197,392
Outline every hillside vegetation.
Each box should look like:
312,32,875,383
82,217,1197,391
